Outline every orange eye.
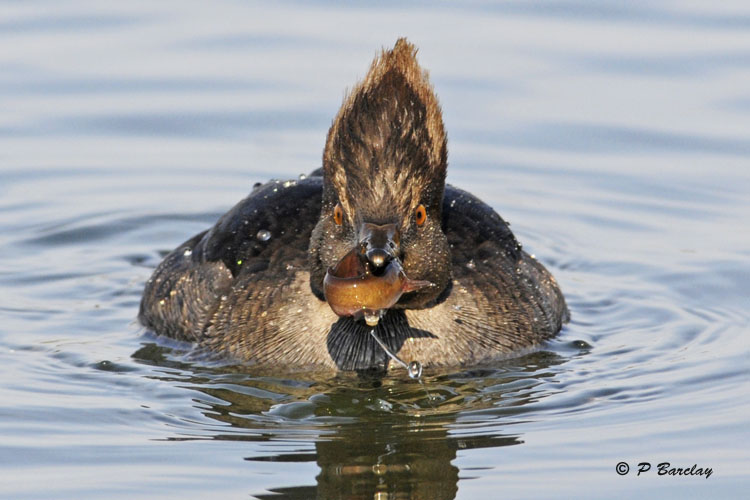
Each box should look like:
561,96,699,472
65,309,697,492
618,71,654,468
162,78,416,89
415,204,427,226
333,203,344,226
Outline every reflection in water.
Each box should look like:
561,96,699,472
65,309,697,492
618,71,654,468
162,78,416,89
133,345,571,499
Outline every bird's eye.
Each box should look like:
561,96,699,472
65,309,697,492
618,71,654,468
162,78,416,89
415,204,427,226
333,203,344,226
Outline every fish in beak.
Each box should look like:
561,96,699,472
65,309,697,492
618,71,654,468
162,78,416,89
323,223,433,326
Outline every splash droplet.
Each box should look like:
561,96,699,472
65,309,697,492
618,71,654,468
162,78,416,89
183,248,192,257
257,229,271,241
298,173,307,180
407,361,422,379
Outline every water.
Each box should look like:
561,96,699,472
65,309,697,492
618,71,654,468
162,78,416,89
1,1,749,498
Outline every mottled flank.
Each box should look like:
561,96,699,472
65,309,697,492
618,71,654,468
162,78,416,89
140,39,569,371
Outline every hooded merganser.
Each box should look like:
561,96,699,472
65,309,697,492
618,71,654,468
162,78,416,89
139,39,569,371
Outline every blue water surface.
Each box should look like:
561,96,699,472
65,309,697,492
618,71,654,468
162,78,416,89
1,1,748,498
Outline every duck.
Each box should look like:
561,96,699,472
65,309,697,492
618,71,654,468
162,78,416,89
139,38,569,372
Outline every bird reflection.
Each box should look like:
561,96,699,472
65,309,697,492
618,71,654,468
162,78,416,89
133,345,569,500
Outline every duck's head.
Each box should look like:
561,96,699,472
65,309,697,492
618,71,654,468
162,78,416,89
309,38,451,326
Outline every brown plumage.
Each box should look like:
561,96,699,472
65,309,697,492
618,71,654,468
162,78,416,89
323,39,446,226
139,38,569,372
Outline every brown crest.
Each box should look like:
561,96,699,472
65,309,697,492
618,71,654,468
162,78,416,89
322,38,448,225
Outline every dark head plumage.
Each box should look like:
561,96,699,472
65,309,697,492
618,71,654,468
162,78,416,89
310,38,452,312
322,38,447,225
